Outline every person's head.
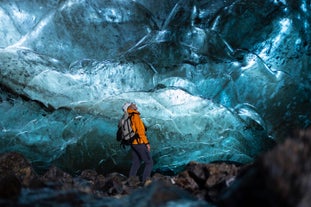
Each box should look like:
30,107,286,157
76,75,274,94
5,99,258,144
122,102,137,112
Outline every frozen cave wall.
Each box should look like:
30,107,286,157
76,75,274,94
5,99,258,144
0,0,310,174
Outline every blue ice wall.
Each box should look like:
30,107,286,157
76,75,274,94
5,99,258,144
0,0,310,174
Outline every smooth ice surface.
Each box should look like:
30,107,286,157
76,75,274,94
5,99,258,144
0,0,310,174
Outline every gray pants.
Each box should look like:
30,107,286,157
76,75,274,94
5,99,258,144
129,144,153,182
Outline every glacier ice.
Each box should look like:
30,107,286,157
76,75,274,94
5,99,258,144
0,0,310,174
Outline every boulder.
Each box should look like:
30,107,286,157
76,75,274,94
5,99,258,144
0,152,38,187
218,127,311,207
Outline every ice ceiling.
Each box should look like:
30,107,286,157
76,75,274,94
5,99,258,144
0,0,310,174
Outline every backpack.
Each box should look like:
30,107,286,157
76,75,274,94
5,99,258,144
116,113,138,147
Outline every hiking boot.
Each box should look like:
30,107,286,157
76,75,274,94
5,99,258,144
127,176,140,187
143,179,152,187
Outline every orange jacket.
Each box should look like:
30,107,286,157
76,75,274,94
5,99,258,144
127,108,149,145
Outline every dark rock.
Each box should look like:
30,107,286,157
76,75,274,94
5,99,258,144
128,181,205,207
150,172,174,185
40,165,73,190
0,171,21,199
218,127,311,207
79,169,98,182
95,172,127,196
0,151,38,187
71,169,99,195
174,161,240,202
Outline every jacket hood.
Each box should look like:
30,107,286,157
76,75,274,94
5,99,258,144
127,108,140,115
122,102,132,112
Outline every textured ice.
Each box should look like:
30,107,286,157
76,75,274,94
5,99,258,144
0,0,310,174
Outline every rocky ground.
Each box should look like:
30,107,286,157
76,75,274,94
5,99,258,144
0,127,310,207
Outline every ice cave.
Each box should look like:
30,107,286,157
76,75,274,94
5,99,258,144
0,0,310,187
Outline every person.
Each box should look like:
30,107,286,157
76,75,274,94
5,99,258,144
122,102,153,185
